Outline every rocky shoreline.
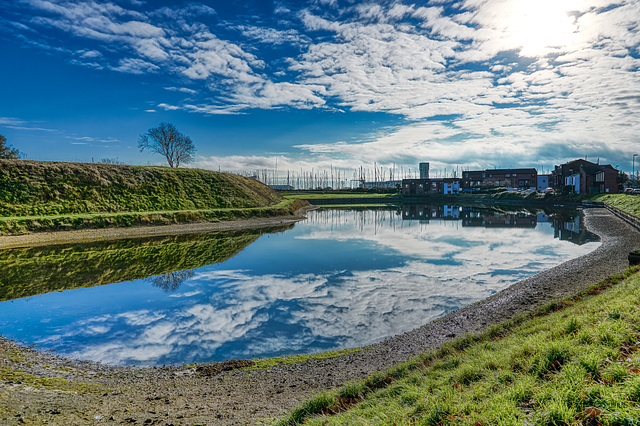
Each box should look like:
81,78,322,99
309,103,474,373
1,207,640,425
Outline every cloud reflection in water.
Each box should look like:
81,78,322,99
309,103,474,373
0,208,598,366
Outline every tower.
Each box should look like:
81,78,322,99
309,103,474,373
419,162,429,179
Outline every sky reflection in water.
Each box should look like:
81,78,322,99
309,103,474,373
0,207,599,366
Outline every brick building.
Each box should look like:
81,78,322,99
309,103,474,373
401,178,461,195
553,159,619,194
461,168,537,190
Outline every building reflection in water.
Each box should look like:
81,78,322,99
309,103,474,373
401,204,598,245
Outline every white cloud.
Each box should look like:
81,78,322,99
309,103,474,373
0,117,58,132
235,25,308,46
164,86,197,94
7,0,640,168
78,49,101,58
112,57,159,74
0,117,28,126
25,209,598,366
157,102,181,111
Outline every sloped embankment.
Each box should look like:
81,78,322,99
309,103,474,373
0,160,306,234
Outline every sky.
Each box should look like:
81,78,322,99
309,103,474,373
1,0,640,181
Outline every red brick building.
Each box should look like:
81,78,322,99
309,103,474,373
401,178,461,195
461,168,537,190
554,160,619,194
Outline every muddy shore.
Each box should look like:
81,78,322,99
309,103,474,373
0,209,313,250
1,208,639,425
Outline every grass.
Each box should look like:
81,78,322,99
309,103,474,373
0,160,297,232
0,366,104,393
0,198,307,235
592,193,640,218
276,266,640,425
246,348,365,371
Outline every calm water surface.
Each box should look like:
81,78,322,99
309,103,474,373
0,206,599,366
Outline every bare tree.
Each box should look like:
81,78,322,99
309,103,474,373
0,134,21,159
147,270,195,292
138,122,196,168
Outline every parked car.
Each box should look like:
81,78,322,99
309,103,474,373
544,187,555,194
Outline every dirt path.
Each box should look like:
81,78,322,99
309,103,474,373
1,208,639,425
0,210,312,249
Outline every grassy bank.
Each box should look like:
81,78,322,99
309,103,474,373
279,267,640,425
0,160,283,216
284,189,593,204
277,197,640,425
0,160,308,234
0,198,307,235
593,194,640,218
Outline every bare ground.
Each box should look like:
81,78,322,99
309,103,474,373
1,208,639,425
0,210,312,250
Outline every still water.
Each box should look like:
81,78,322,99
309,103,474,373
0,206,599,366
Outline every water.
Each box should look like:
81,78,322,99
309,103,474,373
0,206,599,366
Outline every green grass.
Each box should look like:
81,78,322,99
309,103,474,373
592,194,640,218
0,366,103,393
0,160,285,218
277,267,640,425
0,198,307,235
246,348,365,371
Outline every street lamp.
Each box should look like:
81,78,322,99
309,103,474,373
634,154,639,184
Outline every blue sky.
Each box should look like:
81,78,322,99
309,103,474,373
1,0,639,179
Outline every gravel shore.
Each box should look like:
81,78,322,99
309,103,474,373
1,207,639,425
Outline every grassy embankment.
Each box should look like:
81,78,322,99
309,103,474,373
283,191,400,208
283,188,596,206
593,194,640,219
278,196,640,425
0,160,307,235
